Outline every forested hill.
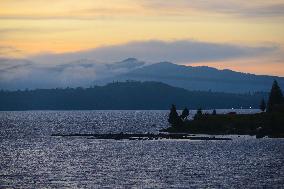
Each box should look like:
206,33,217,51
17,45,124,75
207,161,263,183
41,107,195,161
0,81,267,110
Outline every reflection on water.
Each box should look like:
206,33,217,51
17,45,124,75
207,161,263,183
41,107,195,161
0,110,283,188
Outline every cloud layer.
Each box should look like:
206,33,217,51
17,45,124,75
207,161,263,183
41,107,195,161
1,0,283,58
31,40,278,64
140,0,284,18
1,0,284,19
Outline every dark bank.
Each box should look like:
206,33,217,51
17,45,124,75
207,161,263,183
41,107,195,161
163,80,284,138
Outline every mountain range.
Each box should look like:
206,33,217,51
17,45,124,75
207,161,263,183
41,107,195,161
1,58,283,93
98,59,284,93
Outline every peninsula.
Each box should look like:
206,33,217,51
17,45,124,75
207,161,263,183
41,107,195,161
162,80,284,138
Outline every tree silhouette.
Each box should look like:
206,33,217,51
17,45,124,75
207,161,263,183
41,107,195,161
212,109,217,115
197,108,202,115
259,98,266,112
181,107,189,120
168,104,182,127
267,80,283,112
194,108,203,120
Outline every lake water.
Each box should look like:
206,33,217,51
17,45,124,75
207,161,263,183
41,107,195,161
0,110,283,188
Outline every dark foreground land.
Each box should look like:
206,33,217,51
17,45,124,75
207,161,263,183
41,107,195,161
52,133,232,140
162,112,284,138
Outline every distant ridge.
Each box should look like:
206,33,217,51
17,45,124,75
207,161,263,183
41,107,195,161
98,61,284,93
0,81,266,110
1,58,283,93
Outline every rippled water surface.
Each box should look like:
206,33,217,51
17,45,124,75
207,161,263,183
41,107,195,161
0,110,283,188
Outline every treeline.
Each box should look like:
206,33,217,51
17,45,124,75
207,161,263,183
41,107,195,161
0,81,267,110
164,80,284,137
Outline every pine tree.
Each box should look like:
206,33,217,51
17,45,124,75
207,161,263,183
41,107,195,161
267,80,283,112
196,108,202,115
168,104,180,127
181,107,189,120
194,108,203,120
259,98,266,112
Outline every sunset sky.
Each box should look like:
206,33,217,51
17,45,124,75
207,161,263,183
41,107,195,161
1,0,284,75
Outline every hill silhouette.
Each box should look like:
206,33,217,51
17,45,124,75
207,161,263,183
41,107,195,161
98,61,284,93
0,81,266,110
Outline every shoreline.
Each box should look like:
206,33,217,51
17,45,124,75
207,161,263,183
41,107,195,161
52,133,232,140
163,112,284,139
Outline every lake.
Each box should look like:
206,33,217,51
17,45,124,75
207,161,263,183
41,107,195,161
0,110,283,188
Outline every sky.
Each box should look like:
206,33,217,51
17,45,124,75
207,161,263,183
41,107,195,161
0,0,284,76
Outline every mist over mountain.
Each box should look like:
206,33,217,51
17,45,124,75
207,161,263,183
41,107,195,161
1,57,283,93
106,58,145,70
0,58,145,90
